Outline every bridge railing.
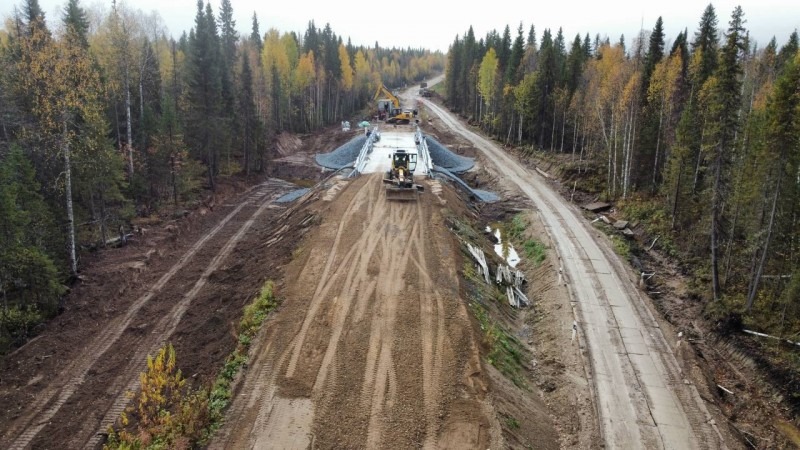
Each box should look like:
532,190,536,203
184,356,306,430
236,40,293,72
349,127,379,177
414,125,433,175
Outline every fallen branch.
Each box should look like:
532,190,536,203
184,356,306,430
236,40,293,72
647,236,659,251
743,329,800,347
717,384,734,395
570,181,577,203
535,167,551,179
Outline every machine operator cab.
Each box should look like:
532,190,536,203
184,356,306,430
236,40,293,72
389,149,417,174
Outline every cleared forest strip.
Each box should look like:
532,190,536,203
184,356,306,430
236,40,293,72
1,180,285,450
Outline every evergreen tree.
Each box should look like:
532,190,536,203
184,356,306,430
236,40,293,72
506,24,525,84
62,0,89,49
582,33,592,58
186,0,223,190
251,12,262,53
217,0,237,173
23,0,45,29
498,25,512,72
642,17,665,99
637,17,667,190
776,30,798,71
746,52,800,310
527,25,536,48
0,146,64,349
708,6,746,301
446,35,462,111
565,34,585,93
239,53,258,175
535,29,557,147
693,4,719,82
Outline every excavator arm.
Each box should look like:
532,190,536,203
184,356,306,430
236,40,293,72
373,83,400,108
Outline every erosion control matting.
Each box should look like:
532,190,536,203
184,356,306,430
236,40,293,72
315,135,367,170
425,135,475,173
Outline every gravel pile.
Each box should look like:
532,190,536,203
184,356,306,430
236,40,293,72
425,136,474,173
315,135,367,169
432,167,499,202
275,188,310,203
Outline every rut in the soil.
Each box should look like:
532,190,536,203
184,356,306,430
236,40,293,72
213,174,496,449
0,179,293,450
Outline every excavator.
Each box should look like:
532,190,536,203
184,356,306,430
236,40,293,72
374,84,415,124
374,84,401,120
383,149,424,201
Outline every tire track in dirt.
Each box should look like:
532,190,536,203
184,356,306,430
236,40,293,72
363,200,418,448
214,173,496,449
411,198,448,449
210,176,382,449
80,185,283,449
1,180,285,450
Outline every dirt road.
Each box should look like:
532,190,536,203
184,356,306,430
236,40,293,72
420,98,725,449
212,174,500,449
0,179,295,449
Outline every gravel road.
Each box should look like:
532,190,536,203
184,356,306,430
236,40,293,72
420,97,725,450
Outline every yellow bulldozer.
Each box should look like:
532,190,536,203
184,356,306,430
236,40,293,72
383,149,424,201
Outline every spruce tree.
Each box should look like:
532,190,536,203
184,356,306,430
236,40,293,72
239,53,257,175
708,6,746,301
506,24,525,84
62,0,89,49
251,12,262,53
527,25,536,48
642,17,665,99
693,4,719,82
186,0,223,190
776,30,798,72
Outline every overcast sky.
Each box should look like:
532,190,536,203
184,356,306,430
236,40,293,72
3,0,798,52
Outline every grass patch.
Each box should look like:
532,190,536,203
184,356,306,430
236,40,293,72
470,301,527,389
504,414,521,429
508,213,548,267
508,213,527,240
522,239,547,266
208,281,278,425
610,234,631,259
105,281,279,449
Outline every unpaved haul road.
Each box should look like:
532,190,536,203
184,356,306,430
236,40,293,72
212,174,499,449
421,98,724,450
0,179,295,450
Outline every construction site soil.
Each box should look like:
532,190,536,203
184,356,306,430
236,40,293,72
0,120,597,449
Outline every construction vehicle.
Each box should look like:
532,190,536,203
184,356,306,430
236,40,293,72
385,110,415,125
383,149,424,201
374,84,401,120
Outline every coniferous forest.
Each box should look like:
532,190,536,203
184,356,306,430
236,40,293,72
0,0,443,351
445,5,800,341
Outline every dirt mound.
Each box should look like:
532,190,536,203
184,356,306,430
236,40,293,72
275,133,303,156
269,127,364,184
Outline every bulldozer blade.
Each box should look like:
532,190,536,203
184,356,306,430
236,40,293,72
385,187,418,201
